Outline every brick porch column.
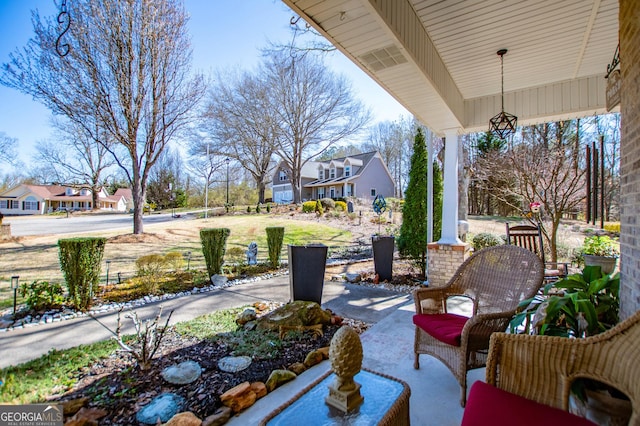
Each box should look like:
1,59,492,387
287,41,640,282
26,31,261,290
427,242,471,287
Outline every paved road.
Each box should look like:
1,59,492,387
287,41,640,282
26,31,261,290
4,212,196,236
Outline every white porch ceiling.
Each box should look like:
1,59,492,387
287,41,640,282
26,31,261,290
281,0,619,135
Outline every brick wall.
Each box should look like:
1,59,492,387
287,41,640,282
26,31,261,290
619,0,640,319
427,243,470,287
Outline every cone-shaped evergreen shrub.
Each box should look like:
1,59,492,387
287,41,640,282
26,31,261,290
397,128,429,276
200,228,230,276
58,237,106,310
266,226,285,268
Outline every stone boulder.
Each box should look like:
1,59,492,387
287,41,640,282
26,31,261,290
202,407,232,426
265,369,297,392
163,412,202,426
255,301,332,331
220,382,256,413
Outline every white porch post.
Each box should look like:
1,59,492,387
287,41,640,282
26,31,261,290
438,128,462,245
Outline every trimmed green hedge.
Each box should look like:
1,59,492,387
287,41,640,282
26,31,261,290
266,227,285,268
58,237,106,310
200,228,230,276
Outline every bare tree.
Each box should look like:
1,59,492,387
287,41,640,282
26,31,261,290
197,69,278,203
1,0,204,233
264,48,370,203
0,132,17,166
34,119,115,209
477,122,585,261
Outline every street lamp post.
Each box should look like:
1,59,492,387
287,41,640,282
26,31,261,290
225,157,230,207
205,143,210,219
10,276,19,319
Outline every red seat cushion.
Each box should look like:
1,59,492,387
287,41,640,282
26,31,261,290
412,313,468,346
462,381,597,426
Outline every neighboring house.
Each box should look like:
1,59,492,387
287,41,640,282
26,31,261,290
0,184,128,216
271,151,395,203
113,188,134,212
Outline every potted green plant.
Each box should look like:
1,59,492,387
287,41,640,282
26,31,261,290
510,266,629,424
580,235,619,274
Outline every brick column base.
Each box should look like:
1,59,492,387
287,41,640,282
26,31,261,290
427,243,471,287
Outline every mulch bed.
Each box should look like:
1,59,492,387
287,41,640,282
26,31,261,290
54,325,342,425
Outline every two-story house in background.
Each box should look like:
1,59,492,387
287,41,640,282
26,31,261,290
271,151,395,203
0,184,128,215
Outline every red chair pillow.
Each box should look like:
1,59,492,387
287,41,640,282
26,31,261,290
412,313,468,346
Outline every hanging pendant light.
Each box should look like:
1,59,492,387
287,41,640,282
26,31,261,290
489,49,517,140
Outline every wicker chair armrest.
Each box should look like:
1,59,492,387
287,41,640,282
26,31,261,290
460,311,516,347
486,332,576,410
413,287,448,314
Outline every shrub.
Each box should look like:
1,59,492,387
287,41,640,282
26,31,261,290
266,203,271,213
246,205,252,213
266,226,285,268
335,201,347,212
604,222,620,235
472,233,503,251
58,237,106,311
19,280,65,312
256,204,261,214
200,228,230,276
320,198,335,210
225,246,246,266
315,199,324,216
302,201,316,213
136,254,168,277
581,235,619,257
164,251,184,272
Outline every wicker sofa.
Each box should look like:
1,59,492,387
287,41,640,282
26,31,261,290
461,309,640,425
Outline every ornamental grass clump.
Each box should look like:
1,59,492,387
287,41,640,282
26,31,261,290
266,226,285,268
200,228,230,277
58,237,106,311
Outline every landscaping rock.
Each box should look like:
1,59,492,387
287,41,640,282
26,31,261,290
220,382,256,413
65,407,108,426
62,397,88,416
250,381,267,399
202,406,232,426
162,360,202,385
136,393,185,425
218,356,252,373
287,362,306,375
235,308,256,325
303,350,324,368
163,411,202,426
256,301,332,331
317,346,330,359
265,369,297,392
345,273,362,283
211,275,228,286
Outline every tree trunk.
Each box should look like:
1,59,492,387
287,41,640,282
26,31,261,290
132,178,145,234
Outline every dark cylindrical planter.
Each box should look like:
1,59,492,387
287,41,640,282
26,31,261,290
372,235,394,282
288,244,328,304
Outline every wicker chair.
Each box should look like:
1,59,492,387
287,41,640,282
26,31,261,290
462,309,640,425
413,245,544,407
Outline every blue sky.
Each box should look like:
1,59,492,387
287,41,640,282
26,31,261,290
0,0,409,172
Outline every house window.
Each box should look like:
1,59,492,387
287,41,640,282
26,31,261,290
0,200,6,209
319,169,324,180
330,187,335,198
330,168,336,179
10,200,19,209
279,171,287,181
24,201,39,210
60,201,66,208
345,165,351,177
370,188,377,197
318,188,325,199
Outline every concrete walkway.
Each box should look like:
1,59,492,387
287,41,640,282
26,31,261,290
0,275,480,425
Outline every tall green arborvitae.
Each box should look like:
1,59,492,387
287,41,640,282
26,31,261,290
397,128,428,277
432,159,443,242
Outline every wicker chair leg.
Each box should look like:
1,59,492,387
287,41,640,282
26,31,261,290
460,384,467,407
414,354,420,369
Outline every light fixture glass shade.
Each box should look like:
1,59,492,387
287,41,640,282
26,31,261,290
489,110,518,140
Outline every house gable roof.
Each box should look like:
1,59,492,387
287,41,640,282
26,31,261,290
304,151,380,187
